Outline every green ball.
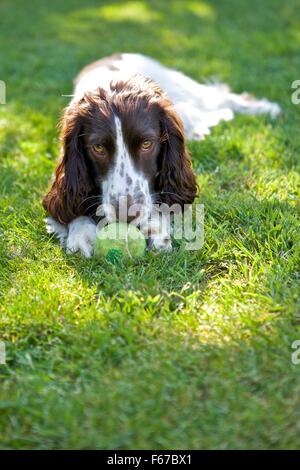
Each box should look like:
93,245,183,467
105,248,124,264
94,222,146,260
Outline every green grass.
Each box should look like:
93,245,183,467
0,0,300,450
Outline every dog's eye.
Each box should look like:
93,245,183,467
92,144,106,156
141,139,153,151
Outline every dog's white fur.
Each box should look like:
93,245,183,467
74,53,281,139
47,53,281,257
102,116,153,225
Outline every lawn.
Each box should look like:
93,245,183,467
0,0,300,450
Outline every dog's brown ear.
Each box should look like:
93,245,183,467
43,101,96,224
156,101,198,207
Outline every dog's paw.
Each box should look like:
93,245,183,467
257,99,282,119
149,236,172,252
240,94,282,119
45,217,68,247
66,217,96,258
267,101,282,119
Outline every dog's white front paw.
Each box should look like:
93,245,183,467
66,217,96,258
45,217,68,247
266,101,282,119
150,236,172,252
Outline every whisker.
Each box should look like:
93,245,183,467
84,201,103,213
151,190,181,199
78,195,102,209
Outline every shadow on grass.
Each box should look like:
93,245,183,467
1,314,298,450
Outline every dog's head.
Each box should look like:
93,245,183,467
43,75,197,224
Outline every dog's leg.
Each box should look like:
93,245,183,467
45,216,97,257
66,216,97,258
222,91,281,118
45,217,68,247
140,207,172,252
177,104,234,140
162,68,281,138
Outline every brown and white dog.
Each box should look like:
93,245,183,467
43,53,280,257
